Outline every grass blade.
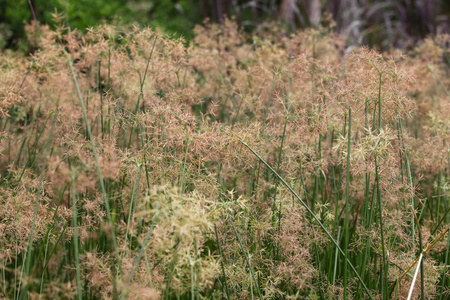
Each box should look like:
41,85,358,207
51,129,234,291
71,174,82,300
63,48,120,265
240,140,374,300
227,212,262,300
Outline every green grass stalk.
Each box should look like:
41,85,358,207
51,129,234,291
18,177,42,299
63,48,121,273
227,212,263,300
71,174,82,300
344,109,351,299
240,140,374,300
215,224,231,299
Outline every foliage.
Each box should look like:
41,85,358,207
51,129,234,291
1,0,449,51
0,0,201,49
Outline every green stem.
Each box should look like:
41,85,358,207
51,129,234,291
64,49,121,272
344,109,351,299
240,140,374,300
227,212,263,300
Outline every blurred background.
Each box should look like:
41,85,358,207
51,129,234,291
0,0,449,51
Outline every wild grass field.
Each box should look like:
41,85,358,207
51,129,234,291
0,19,449,299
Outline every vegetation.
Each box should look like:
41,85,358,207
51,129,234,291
1,0,449,51
0,0,201,49
1,18,450,299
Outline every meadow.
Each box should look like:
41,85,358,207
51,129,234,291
0,19,449,299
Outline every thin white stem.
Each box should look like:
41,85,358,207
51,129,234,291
407,253,423,300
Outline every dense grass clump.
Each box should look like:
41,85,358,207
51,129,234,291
0,20,449,299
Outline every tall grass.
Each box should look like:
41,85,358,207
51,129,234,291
0,20,449,299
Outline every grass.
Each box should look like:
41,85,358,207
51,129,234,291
0,20,449,299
